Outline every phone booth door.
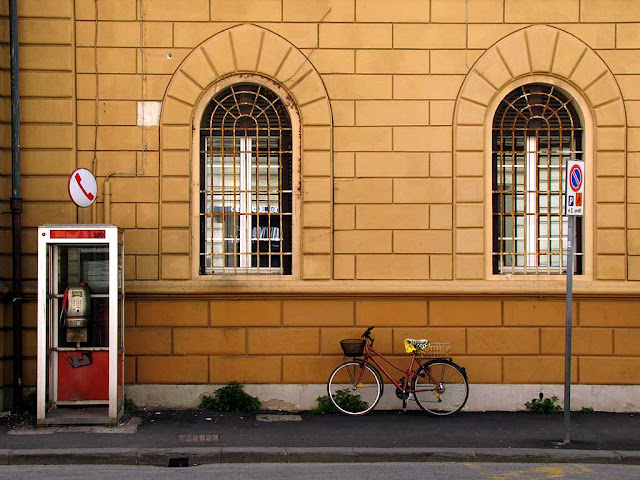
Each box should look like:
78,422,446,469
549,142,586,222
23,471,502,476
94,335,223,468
51,243,110,402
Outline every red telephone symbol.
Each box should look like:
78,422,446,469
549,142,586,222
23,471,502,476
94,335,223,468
75,173,95,201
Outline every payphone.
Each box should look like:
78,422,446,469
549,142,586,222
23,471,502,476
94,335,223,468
37,225,124,425
60,283,91,342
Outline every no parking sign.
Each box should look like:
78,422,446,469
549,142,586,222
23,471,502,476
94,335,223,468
565,160,584,216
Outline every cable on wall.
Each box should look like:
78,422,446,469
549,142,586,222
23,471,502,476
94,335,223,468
90,0,100,223
103,0,148,223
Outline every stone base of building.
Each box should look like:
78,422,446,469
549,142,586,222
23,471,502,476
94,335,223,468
125,384,640,413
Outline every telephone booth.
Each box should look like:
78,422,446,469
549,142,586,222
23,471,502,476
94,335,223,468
37,224,124,425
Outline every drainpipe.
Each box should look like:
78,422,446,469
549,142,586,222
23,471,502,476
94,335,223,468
9,0,23,412
9,0,22,412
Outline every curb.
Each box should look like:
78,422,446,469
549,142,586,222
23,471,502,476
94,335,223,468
1,447,639,466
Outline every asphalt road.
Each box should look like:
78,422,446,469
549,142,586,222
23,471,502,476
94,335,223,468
0,462,638,480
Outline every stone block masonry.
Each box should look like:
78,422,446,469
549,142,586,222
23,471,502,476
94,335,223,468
2,0,640,409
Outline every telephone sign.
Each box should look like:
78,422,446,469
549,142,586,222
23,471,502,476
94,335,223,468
565,160,584,216
68,168,97,208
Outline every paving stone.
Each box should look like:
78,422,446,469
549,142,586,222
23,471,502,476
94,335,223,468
221,447,288,463
546,448,622,464
256,414,303,422
353,447,433,463
617,450,640,465
474,447,549,463
9,417,140,435
286,447,355,463
178,434,219,442
10,448,137,465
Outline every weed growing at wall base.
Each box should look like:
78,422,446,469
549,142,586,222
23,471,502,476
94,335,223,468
311,390,369,414
525,393,562,413
124,396,136,412
310,395,337,414
199,382,261,412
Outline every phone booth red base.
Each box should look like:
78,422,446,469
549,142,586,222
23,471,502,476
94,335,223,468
57,352,109,401
37,224,125,426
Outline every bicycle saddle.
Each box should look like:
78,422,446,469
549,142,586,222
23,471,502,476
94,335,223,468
404,338,430,354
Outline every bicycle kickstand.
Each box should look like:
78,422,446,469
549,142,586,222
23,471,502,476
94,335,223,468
401,391,415,412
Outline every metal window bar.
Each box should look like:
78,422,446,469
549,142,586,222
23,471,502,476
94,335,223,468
199,83,293,275
492,84,583,275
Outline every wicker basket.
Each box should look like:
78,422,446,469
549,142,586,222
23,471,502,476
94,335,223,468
418,342,452,358
340,339,366,357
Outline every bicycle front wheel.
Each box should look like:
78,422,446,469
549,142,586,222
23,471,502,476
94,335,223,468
327,361,382,416
412,360,468,416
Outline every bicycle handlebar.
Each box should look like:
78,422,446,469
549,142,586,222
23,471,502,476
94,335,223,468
362,326,374,340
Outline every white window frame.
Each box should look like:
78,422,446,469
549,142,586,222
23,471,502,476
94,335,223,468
238,136,252,269
525,134,538,269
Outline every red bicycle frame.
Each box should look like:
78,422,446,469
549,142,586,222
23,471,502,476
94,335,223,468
356,344,441,394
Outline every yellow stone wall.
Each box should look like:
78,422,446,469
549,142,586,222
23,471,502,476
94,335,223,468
5,297,636,387
1,0,640,389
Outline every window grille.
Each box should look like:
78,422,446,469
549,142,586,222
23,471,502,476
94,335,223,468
492,84,583,275
199,83,293,275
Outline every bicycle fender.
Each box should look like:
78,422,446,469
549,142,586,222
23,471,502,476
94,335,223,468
423,358,468,380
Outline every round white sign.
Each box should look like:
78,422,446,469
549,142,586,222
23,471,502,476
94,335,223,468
68,168,97,208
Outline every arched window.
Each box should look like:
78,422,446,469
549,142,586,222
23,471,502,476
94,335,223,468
492,84,583,275
199,83,293,275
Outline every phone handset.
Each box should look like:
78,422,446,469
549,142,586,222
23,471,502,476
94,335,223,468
59,288,69,328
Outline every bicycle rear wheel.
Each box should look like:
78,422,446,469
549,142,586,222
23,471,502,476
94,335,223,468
412,359,468,416
327,361,382,416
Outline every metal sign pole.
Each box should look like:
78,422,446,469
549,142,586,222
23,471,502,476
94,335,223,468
563,215,575,444
562,158,583,446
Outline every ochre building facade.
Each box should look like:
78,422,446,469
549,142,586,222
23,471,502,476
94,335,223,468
1,0,640,410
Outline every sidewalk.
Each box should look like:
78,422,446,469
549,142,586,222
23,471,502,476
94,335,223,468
0,410,638,466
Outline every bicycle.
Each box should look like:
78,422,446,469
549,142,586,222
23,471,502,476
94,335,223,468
327,326,469,416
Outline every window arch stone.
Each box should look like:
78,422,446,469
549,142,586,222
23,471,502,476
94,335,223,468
158,24,333,281
453,25,627,281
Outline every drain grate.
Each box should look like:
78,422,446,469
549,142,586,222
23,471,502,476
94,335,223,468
178,434,219,442
168,457,190,467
